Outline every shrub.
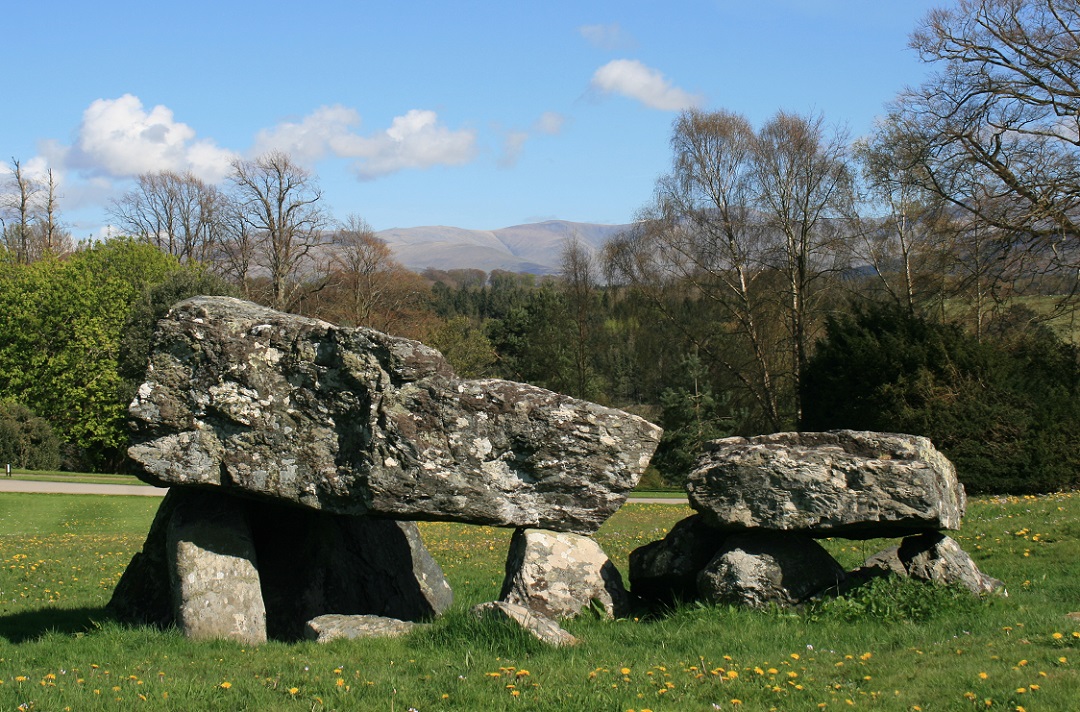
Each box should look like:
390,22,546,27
802,303,1080,494
0,401,61,471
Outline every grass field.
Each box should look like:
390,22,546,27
1,491,1078,711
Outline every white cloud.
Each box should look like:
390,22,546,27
578,23,635,50
69,94,235,182
534,111,566,135
252,105,362,164
499,131,530,168
255,105,476,178
590,59,703,111
332,109,477,180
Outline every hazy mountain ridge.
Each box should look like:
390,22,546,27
376,220,632,275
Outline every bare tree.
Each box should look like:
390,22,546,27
753,111,854,420
109,170,225,264
35,169,72,257
2,158,40,263
897,0,1080,280
229,152,329,312
607,109,852,430
559,234,599,399
852,117,953,313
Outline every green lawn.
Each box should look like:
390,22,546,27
1,491,1078,711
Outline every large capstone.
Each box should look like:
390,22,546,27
128,296,661,534
687,430,966,538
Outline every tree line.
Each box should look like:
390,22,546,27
3,0,1079,493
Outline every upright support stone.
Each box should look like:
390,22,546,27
500,528,629,619
167,490,267,644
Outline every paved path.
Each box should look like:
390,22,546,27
0,479,168,496
0,478,689,504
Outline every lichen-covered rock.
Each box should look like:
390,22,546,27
628,514,728,604
304,614,420,642
697,532,846,608
898,533,1007,596
687,431,966,538
472,601,579,647
499,529,628,619
128,297,661,534
167,490,267,644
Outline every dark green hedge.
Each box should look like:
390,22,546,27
802,303,1080,494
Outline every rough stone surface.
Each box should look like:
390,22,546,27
167,490,267,644
898,533,1007,596
687,430,966,538
128,296,661,534
304,614,419,643
499,528,629,619
863,546,906,576
108,489,452,641
472,601,579,647
697,532,846,608
628,514,728,604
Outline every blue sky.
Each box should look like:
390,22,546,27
3,0,945,238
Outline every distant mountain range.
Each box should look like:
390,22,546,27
375,220,633,275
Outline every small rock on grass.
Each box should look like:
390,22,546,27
472,601,579,647
305,614,420,642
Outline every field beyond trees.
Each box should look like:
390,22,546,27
2,491,1078,711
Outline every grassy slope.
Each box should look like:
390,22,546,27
1,492,1078,711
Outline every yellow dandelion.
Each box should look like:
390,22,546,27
516,670,531,678
219,681,232,689
1052,632,1064,640
621,667,631,675
978,672,989,680
288,687,299,695
731,700,742,706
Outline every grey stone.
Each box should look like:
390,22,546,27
166,490,267,644
687,430,966,538
898,533,1007,596
128,296,661,534
472,601,579,647
499,528,629,619
863,546,906,576
108,489,452,641
305,614,420,643
697,532,846,608
628,514,728,604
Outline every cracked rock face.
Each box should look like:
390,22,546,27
687,431,966,538
128,297,661,534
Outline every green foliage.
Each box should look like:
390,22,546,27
802,303,1080,494
807,576,979,624
0,238,229,471
651,353,736,485
0,402,60,470
425,315,499,378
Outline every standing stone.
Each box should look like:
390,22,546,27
898,533,1007,596
500,528,629,619
127,296,661,535
688,430,966,538
628,514,728,604
167,490,267,644
108,489,452,641
697,532,846,608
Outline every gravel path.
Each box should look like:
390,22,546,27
0,479,168,496
0,479,689,504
